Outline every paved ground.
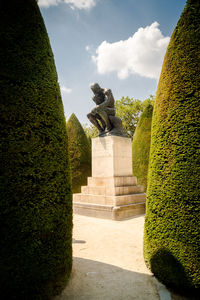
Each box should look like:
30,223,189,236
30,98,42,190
55,214,193,300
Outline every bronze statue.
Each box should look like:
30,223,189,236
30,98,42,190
87,83,126,137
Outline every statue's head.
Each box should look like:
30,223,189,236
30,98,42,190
90,82,105,104
90,83,102,93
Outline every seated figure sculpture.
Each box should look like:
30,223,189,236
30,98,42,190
87,83,126,137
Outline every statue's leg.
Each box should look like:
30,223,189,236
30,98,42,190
97,111,112,132
87,113,104,132
96,114,106,131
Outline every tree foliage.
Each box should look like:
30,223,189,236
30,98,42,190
0,1,72,299
132,104,153,190
115,96,143,138
116,96,154,138
67,114,91,193
82,123,98,143
144,0,200,293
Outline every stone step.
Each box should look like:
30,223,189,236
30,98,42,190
73,202,114,220
73,201,146,220
73,193,113,205
81,185,144,196
81,186,106,196
87,176,137,187
114,193,146,206
73,193,146,206
113,202,146,221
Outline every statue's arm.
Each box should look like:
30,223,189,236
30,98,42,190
97,89,115,108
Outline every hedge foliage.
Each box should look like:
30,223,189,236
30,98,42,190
67,114,91,193
0,1,72,299
144,0,200,293
132,104,153,190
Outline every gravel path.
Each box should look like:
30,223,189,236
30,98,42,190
55,214,161,299
55,214,193,300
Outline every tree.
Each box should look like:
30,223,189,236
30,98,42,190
132,104,153,190
144,0,200,293
67,114,91,193
142,95,155,108
115,96,143,138
0,1,72,299
82,123,98,143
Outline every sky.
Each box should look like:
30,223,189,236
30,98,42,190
38,0,186,124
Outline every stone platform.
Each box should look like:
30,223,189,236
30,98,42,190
73,136,146,220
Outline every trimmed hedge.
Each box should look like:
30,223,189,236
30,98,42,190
0,1,72,299
132,104,153,190
144,0,200,293
67,114,91,193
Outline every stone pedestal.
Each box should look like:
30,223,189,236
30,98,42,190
92,136,132,177
73,136,146,220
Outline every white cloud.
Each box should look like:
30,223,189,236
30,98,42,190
61,86,72,93
38,0,61,7
85,45,90,51
92,22,170,79
38,0,96,9
64,0,96,10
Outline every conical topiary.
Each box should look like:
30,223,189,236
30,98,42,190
144,0,200,293
67,114,91,193
132,104,153,190
0,1,72,299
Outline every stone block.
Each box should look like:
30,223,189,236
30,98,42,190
87,176,137,187
92,136,132,177
112,203,146,221
73,191,146,207
114,193,146,206
73,202,113,220
73,193,113,205
81,184,144,196
81,185,106,195
73,202,146,220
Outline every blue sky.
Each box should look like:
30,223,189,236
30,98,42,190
38,0,186,124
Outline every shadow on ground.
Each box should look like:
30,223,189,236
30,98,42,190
55,257,159,300
72,239,86,244
150,248,199,300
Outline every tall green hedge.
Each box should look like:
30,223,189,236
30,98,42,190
0,1,72,299
132,104,153,190
144,0,200,293
67,114,91,193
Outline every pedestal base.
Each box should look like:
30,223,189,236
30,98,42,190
73,136,146,220
73,202,146,221
73,176,146,220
